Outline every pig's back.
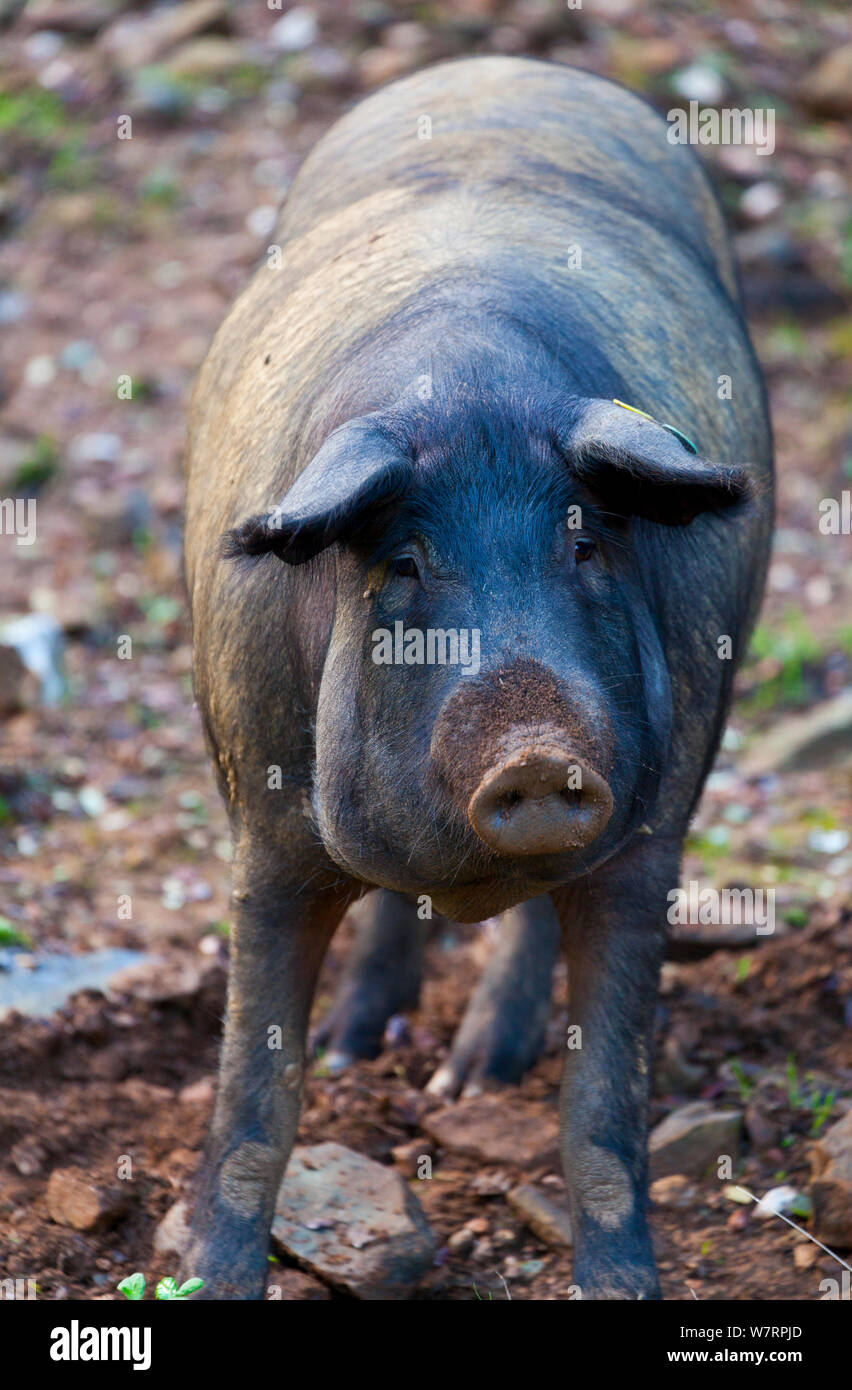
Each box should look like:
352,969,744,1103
278,57,738,300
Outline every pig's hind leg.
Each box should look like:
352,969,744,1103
426,895,560,1099
312,889,429,1071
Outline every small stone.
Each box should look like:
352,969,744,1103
10,1137,47,1176
740,183,783,222
650,1174,697,1209
68,432,122,466
447,1227,474,1253
271,1142,434,1299
390,1139,433,1179
810,1179,852,1248
0,645,39,718
507,1183,573,1248
246,205,277,238
24,355,56,387
672,63,725,104
0,615,66,706
153,1198,190,1258
268,6,317,53
793,1243,820,1271
162,36,246,80
649,1101,742,1179
46,1168,128,1232
0,291,30,325
754,1186,811,1220
179,1076,215,1106
357,46,412,90
811,1107,852,1182
423,1095,559,1170
798,44,852,118
100,0,230,71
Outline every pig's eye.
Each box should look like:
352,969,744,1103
388,554,420,580
573,536,596,564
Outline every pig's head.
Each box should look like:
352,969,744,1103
226,387,753,921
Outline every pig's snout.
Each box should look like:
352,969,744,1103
467,744,613,856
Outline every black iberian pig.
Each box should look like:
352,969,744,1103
182,56,773,1299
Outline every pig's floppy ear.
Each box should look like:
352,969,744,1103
224,415,409,565
562,399,754,526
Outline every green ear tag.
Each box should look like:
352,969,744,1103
660,422,697,454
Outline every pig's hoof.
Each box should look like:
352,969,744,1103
312,998,404,1070
425,988,549,1099
571,1261,661,1301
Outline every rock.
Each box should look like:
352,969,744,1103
423,1095,559,1169
19,0,126,33
100,0,230,71
754,1185,811,1221
271,1143,434,1299
390,1138,433,1179
745,1096,781,1150
162,36,247,80
650,1174,697,1209
740,689,852,776
357,46,413,90
507,1183,573,1247
810,1107,852,1182
810,1179,852,1248
10,1137,47,1176
655,1032,705,1093
672,63,725,104
0,644,39,718
266,1267,330,1300
153,1199,190,1259
268,6,318,53
798,44,852,118
179,1076,215,1107
0,615,66,705
649,1102,742,1179
447,1227,474,1254
793,1242,820,1270
46,1168,128,1232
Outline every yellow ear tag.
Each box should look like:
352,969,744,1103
612,400,698,455
612,398,655,422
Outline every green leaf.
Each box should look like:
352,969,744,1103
177,1278,204,1297
117,1273,146,1300
155,1277,179,1300
0,917,32,948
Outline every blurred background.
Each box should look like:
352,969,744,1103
0,0,850,1301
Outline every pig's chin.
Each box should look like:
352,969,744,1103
428,878,563,923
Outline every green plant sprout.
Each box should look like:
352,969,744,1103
810,1089,836,1136
117,1273,203,1300
785,1055,836,1135
728,1058,754,1102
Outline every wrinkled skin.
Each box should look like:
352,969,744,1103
181,57,773,1300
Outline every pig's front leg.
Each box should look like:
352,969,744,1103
552,842,674,1301
179,860,350,1299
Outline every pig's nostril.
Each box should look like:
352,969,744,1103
467,747,613,857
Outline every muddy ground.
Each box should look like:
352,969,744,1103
0,0,850,1300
